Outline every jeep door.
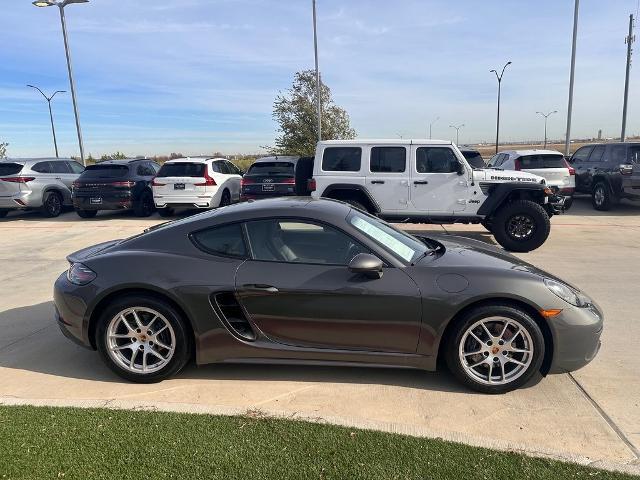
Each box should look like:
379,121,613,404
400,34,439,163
409,145,468,214
365,145,410,211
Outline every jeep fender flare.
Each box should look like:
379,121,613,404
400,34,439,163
320,184,381,214
477,182,547,217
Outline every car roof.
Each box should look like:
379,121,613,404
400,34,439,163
163,157,227,164
458,145,480,153
577,142,640,147
252,156,302,164
92,158,151,166
319,139,453,146
2,157,75,165
501,149,564,157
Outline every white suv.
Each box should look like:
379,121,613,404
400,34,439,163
310,140,564,252
152,157,242,216
488,150,575,210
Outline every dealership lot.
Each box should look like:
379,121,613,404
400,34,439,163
1,198,639,472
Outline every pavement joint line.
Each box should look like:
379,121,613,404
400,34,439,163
0,325,55,354
567,372,640,460
0,396,639,477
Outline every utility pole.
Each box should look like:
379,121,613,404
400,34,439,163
449,124,464,146
490,61,512,154
312,0,322,142
27,85,65,158
537,110,558,149
565,0,580,156
622,13,635,142
429,116,439,139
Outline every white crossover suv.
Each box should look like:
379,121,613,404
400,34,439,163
152,157,242,216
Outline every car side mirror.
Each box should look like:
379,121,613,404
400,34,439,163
349,253,383,279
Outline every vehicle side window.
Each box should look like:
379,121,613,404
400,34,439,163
218,161,231,175
50,161,71,174
322,147,362,172
497,154,509,166
210,162,222,173
136,163,154,176
191,223,247,258
32,162,52,174
487,154,499,166
571,146,593,163
225,161,241,175
149,162,160,174
609,145,627,164
245,219,369,265
588,145,606,163
370,147,406,173
500,157,515,169
630,146,640,164
416,147,460,173
67,161,85,174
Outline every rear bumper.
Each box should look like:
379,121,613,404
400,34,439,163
154,195,216,209
73,195,132,211
240,192,297,201
0,191,42,209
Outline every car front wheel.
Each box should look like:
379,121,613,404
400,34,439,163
96,295,191,383
491,200,551,252
445,304,545,394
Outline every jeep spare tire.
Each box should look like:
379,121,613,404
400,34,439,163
491,200,551,252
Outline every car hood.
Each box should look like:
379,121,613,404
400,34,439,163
472,168,545,184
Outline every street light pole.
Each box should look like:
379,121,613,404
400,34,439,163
429,116,439,139
565,0,580,156
312,0,322,143
33,0,88,165
621,13,635,142
449,124,464,145
536,110,558,149
490,61,512,155
27,85,65,158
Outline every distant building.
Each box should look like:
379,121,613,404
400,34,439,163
598,129,602,140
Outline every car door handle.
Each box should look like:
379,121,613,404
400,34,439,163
242,284,279,293
413,180,429,185
370,180,385,184
55,177,62,180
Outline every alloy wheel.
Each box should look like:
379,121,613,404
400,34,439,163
106,307,176,374
46,193,62,216
506,214,535,240
458,316,534,386
594,186,605,207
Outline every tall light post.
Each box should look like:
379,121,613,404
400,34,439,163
312,0,322,143
429,116,439,139
27,85,65,158
449,124,464,145
621,13,635,142
490,61,512,154
536,110,558,149
33,0,87,165
565,0,580,156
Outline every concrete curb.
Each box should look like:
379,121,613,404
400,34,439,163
1,396,638,477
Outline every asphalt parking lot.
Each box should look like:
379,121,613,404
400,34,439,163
1,197,639,473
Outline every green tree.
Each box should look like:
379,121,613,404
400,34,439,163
100,151,127,161
0,142,8,159
271,70,356,156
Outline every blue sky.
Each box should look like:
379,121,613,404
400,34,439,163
0,0,638,158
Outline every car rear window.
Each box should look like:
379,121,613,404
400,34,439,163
0,163,24,176
247,162,295,176
518,154,566,169
322,147,362,172
81,164,129,178
157,162,206,177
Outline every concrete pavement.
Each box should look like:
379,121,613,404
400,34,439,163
1,198,639,474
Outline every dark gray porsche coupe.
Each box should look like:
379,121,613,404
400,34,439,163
54,197,602,393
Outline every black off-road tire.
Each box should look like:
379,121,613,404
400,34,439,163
41,191,63,218
491,200,551,252
96,295,192,383
445,303,545,394
76,209,98,219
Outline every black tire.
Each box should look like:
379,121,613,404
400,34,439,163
76,209,98,219
219,189,231,208
445,304,545,394
157,207,174,218
591,182,613,211
134,190,155,217
563,196,573,211
491,200,551,252
0,209,9,218
96,295,192,383
41,191,63,218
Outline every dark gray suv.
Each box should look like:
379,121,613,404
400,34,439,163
0,158,85,218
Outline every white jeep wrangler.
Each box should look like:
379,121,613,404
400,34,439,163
309,140,564,252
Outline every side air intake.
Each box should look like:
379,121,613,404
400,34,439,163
212,292,256,341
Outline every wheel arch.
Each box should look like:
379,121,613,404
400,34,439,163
436,297,554,376
477,183,547,217
321,184,380,213
42,186,70,205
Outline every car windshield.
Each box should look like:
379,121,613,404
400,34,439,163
519,154,566,169
157,162,206,177
348,211,428,264
82,164,129,178
247,162,295,176
0,163,24,176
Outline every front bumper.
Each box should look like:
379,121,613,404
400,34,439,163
53,271,93,348
548,302,603,374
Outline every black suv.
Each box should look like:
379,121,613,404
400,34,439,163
72,159,160,218
240,156,314,201
569,142,640,210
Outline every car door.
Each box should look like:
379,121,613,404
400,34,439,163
234,218,422,353
629,144,640,190
570,146,594,192
409,145,467,214
365,145,410,211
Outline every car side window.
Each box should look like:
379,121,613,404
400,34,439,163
571,146,593,163
416,147,460,173
149,162,160,174
136,163,154,176
210,162,222,173
191,223,247,258
370,147,406,173
487,154,499,167
31,161,52,174
588,145,606,163
609,145,627,164
218,161,231,175
322,147,362,172
67,161,85,174
630,146,640,164
50,161,71,174
226,161,241,175
244,219,369,265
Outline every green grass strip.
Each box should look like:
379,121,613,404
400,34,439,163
0,405,635,479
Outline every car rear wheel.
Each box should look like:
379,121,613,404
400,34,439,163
41,191,63,218
491,200,550,252
76,209,98,219
96,295,191,383
445,304,544,394
134,191,155,217
157,207,174,218
219,189,231,207
592,182,613,211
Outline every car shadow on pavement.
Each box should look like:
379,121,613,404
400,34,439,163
568,195,640,217
0,302,542,394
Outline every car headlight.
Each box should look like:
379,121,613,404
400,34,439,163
544,278,590,307
67,263,97,285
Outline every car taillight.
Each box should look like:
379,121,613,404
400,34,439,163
0,177,35,183
110,181,135,187
152,178,166,186
564,159,576,175
282,177,295,184
620,164,633,175
308,178,317,192
513,159,522,170
72,180,81,188
240,177,255,187
67,263,97,285
195,171,216,186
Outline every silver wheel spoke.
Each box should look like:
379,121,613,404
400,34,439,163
110,344,132,352
508,347,531,354
506,357,527,366
146,315,158,329
464,350,484,356
132,310,143,329
469,331,484,345
154,339,171,351
120,315,135,333
130,348,139,369
148,348,167,362
142,351,148,372
154,325,168,336
487,363,493,383
109,334,131,339
480,323,493,339
499,360,506,382
499,321,510,339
